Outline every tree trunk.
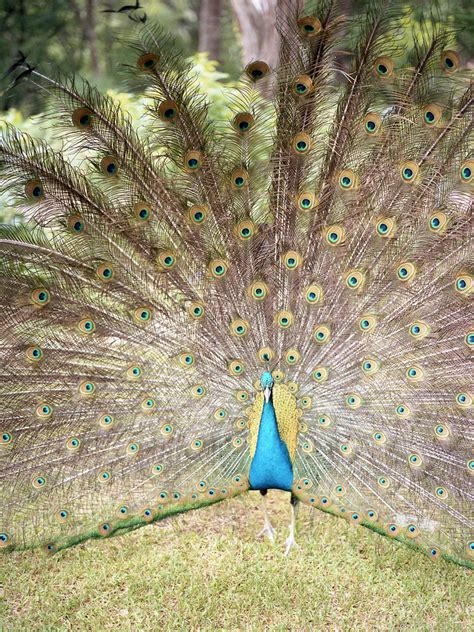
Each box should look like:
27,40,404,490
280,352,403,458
198,0,224,62
84,0,99,74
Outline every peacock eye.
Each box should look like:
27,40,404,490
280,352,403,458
158,100,178,122
68,215,86,234
285,348,301,365
1,432,13,445
338,169,359,190
406,365,424,381
233,112,254,132
313,324,331,344
345,269,365,290
245,61,270,81
134,307,153,324
101,155,118,176
36,403,53,418
409,320,430,339
230,318,250,337
440,50,460,73
126,442,140,455
98,470,112,483
209,259,228,279
361,357,379,375
72,107,94,129
292,132,311,155
397,261,416,282
99,414,114,428
374,56,394,78
32,476,47,489
249,281,269,300
325,224,345,246
283,250,302,270
158,251,177,270
66,436,81,451
30,288,50,307
400,161,419,183
184,150,203,172
25,179,45,201
460,161,473,184
235,219,256,240
358,314,377,332
134,202,152,221
297,16,322,37
137,52,159,71
228,360,244,376
375,217,395,237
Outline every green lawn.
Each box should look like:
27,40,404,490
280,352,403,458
0,491,471,631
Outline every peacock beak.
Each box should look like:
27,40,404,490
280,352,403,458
264,386,271,403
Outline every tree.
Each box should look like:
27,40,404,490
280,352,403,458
198,0,224,61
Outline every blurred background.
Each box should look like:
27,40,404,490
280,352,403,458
0,0,473,221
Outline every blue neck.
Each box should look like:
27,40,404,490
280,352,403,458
249,395,294,491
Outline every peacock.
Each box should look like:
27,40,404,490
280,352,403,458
0,0,473,567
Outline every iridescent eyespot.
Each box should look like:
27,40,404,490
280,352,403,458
465,331,474,348
428,211,448,234
454,274,472,295
161,423,174,437
230,317,249,337
137,52,159,71
300,396,312,409
334,485,346,497
366,510,378,521
313,324,331,344
460,160,473,184
374,56,394,77
386,524,400,537
272,369,285,383
134,307,153,324
406,524,419,538
363,112,382,135
96,263,114,282
400,161,419,183
25,179,44,201
338,169,359,190
296,191,317,211
26,345,43,362
358,314,377,332
78,318,95,333
178,353,195,368
249,280,269,300
36,404,53,419
209,259,228,279
233,112,254,132
304,283,323,304
126,442,140,456
406,365,423,382
234,218,256,241
235,418,247,430
345,393,362,409
98,413,114,428
455,392,472,408
428,546,441,560
157,250,177,271
284,348,301,365
32,476,46,489
101,155,118,176
297,16,322,36
287,381,299,394
68,215,86,234
318,414,332,428
228,360,244,376
325,224,346,246
158,99,178,122
291,132,312,155
361,357,379,375
72,107,93,129
422,104,442,127
0,533,11,548
395,404,410,417
66,437,81,451
408,453,423,467
292,74,313,97
440,50,460,74
397,261,416,282
188,302,205,320
350,513,362,524
435,486,448,499
184,150,203,172
141,508,154,523
339,443,353,456
373,431,386,445
282,250,302,270
133,202,152,221
232,437,244,448
127,366,142,380
230,168,249,189
434,424,450,440
245,60,270,81
191,384,206,399
312,366,328,383
141,397,156,412
276,310,294,329
31,288,50,307
345,270,365,290
377,476,390,488
151,464,163,475
258,346,274,363
375,217,396,237
408,320,430,339
467,542,474,557
235,390,249,402
0,432,13,445
214,407,227,421
79,380,95,396
188,204,207,225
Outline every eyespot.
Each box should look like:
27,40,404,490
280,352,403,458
66,437,81,451
283,250,303,270
0,432,13,446
230,318,250,338
377,476,390,489
68,215,86,234
137,52,159,71
36,404,53,419
422,104,442,127
158,99,178,122
320,496,331,507
434,423,450,440
334,485,346,497
141,397,156,412
318,414,332,428
339,443,353,456
455,392,472,408
157,250,177,271
361,357,379,376
184,150,204,173
98,469,112,484
188,204,208,226
395,404,410,418
232,436,244,449
465,330,474,348
140,507,154,523
454,273,472,295
363,112,382,135
358,314,377,332
428,211,448,234
386,524,400,538
297,15,322,36
366,509,378,521
160,423,174,437
98,413,114,428
190,384,206,399
312,366,328,383
209,259,228,279
345,393,362,409
303,283,323,305
100,155,119,176
245,60,270,81
133,307,153,324
272,369,285,383
408,320,430,339
276,310,294,329
234,218,256,241
406,365,424,382
313,324,331,344
291,132,312,155
25,179,44,201
26,345,43,362
300,396,312,410
435,486,448,499
406,524,419,539
460,160,473,184
287,381,299,394
291,74,314,97
397,261,416,282
325,224,346,246
151,464,163,476
158,490,169,501
428,546,441,560
257,346,274,363
188,301,205,320
32,475,46,489
408,453,423,467
349,512,363,525
178,352,195,368
230,168,249,189
0,533,11,548
31,288,50,307
375,217,396,237
372,431,386,445
468,541,474,558
79,380,95,396
400,161,419,183
374,56,394,78
96,263,114,283
235,390,249,403
345,269,365,290
133,202,152,222
295,191,317,211
249,280,269,300
233,112,255,132
440,50,460,74
72,107,93,129
126,365,142,380
228,360,244,376
338,169,359,190
284,348,301,365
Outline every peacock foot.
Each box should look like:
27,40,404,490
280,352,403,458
284,533,299,556
257,520,276,543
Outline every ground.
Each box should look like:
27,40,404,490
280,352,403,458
0,491,471,631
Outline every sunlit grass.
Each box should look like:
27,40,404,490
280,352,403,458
1,491,471,631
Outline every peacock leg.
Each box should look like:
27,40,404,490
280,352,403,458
284,493,299,556
257,489,276,542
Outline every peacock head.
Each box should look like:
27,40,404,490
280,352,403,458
260,371,274,403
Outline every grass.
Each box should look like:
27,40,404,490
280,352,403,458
0,491,471,631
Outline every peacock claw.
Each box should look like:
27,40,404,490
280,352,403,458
284,534,299,556
257,521,276,543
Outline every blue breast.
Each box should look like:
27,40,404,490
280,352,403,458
249,397,294,491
